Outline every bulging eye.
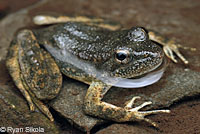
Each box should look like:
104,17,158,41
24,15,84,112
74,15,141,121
115,50,130,64
128,27,147,42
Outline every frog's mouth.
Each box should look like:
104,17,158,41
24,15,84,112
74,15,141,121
111,57,168,88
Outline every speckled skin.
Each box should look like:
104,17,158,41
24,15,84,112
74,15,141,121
6,15,188,125
33,22,163,82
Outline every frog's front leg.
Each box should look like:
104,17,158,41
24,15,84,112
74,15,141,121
148,30,194,64
83,82,170,126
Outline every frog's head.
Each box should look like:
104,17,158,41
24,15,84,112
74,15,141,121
107,27,165,79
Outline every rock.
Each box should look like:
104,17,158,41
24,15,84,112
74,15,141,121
0,0,200,133
96,124,154,134
0,61,59,134
50,78,105,132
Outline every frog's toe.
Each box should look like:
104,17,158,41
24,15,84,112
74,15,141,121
129,101,153,112
125,96,141,109
163,45,178,63
124,96,153,111
163,44,188,64
29,103,35,111
32,99,54,121
125,97,170,126
131,108,170,127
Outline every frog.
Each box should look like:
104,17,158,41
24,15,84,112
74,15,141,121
6,14,189,126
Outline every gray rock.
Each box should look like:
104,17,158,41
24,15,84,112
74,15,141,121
50,78,105,132
0,61,59,134
96,124,154,134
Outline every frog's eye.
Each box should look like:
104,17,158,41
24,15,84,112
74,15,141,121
128,27,147,42
115,50,130,64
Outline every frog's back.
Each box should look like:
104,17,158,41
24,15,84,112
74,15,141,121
33,22,114,63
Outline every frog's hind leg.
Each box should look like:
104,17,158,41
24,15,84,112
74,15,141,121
33,15,121,31
148,30,196,64
6,39,35,111
6,29,62,121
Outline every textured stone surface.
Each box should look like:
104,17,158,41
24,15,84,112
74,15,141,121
0,61,59,134
50,78,105,132
0,0,200,133
96,123,154,134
